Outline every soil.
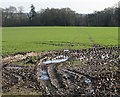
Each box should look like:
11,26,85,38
2,46,120,96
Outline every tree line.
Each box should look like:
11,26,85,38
1,3,120,27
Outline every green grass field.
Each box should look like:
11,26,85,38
2,27,118,55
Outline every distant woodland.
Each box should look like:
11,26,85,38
1,2,120,27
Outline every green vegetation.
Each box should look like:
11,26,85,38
2,27,118,55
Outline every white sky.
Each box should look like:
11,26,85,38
0,0,119,14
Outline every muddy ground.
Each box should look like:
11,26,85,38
2,46,120,96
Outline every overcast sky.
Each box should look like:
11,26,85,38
1,0,119,14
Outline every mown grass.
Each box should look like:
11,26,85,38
2,27,118,55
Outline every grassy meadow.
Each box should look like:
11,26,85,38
2,27,118,55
